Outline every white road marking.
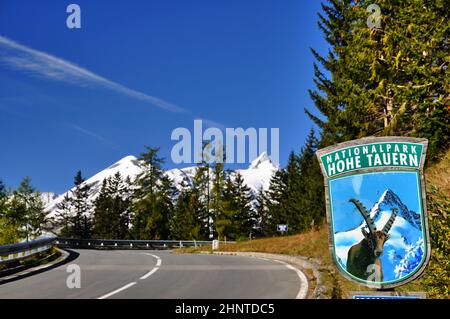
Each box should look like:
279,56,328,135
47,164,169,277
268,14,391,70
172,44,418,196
139,253,162,280
274,260,309,299
140,267,159,280
98,282,137,299
98,253,162,299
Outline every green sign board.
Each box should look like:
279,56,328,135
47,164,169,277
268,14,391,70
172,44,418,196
316,137,431,289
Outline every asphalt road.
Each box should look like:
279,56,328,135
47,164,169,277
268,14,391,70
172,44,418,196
0,250,304,299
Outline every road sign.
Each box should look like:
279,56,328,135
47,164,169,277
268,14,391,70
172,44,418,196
316,137,431,289
277,224,288,232
212,240,219,250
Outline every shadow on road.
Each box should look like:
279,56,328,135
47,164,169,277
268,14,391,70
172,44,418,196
0,249,80,285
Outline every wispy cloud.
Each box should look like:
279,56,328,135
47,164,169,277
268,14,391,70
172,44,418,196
68,123,121,150
0,35,186,113
199,118,227,130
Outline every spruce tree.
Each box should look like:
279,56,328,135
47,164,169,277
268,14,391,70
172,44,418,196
255,186,270,237
216,174,238,240
284,151,303,233
191,164,211,240
156,175,177,239
131,146,170,239
297,129,325,230
265,169,289,235
307,0,449,160
169,177,201,240
55,193,72,237
92,173,132,239
228,173,256,240
70,171,92,239
210,148,226,239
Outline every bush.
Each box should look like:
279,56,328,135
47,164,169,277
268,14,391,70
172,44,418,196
421,186,450,298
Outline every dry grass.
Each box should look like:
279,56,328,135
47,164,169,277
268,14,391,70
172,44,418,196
425,149,450,194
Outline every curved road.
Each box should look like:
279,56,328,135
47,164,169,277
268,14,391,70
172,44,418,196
0,250,305,299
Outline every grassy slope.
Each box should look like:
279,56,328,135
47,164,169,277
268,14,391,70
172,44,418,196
181,149,450,298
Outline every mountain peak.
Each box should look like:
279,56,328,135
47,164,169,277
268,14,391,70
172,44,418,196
119,155,138,162
248,152,273,169
370,188,421,230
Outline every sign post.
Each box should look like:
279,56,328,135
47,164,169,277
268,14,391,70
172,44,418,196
277,224,288,234
316,137,431,289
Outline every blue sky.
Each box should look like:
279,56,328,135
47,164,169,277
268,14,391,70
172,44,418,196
330,172,421,232
0,0,327,193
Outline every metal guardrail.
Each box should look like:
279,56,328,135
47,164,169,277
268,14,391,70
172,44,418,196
0,237,234,265
55,238,231,249
0,237,56,264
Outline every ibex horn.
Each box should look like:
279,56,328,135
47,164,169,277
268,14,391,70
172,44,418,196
382,208,398,235
349,198,376,234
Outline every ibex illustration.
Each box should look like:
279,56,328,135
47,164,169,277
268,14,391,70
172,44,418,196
346,199,398,281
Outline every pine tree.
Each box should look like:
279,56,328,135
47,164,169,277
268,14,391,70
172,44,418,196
70,171,92,239
297,129,325,230
216,173,238,240
234,173,257,239
55,193,72,237
0,178,46,242
13,177,46,241
307,0,449,160
265,169,289,235
92,172,132,239
210,149,226,240
254,187,269,237
156,175,177,239
305,0,355,146
55,171,92,239
131,146,172,239
284,151,303,233
169,177,201,240
191,164,211,240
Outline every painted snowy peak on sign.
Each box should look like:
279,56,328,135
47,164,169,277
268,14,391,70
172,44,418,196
45,152,278,218
334,189,424,281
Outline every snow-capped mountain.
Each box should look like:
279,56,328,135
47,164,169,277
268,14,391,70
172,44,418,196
235,152,278,193
45,155,145,218
369,189,422,230
45,152,278,218
40,192,58,206
334,189,424,281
